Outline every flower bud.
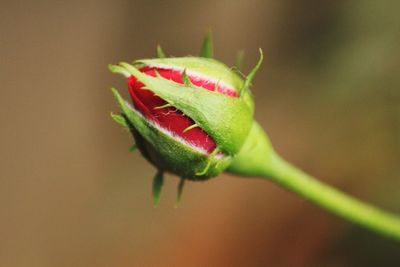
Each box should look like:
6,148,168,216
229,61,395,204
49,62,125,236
109,33,263,204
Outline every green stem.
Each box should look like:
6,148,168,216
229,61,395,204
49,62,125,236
263,152,400,240
227,122,400,240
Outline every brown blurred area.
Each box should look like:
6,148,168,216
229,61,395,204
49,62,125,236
1,0,400,266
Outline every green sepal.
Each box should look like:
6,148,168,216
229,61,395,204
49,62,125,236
111,113,137,152
111,88,231,179
152,171,164,207
108,64,130,77
133,58,244,93
200,30,213,58
241,48,264,97
175,178,185,207
132,57,254,112
111,113,128,127
128,144,137,152
117,63,253,155
156,44,166,58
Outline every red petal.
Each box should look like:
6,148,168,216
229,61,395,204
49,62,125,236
127,66,236,153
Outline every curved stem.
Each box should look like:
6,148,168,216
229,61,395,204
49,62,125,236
262,152,400,240
227,122,400,240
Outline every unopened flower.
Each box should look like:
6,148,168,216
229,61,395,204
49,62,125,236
108,33,400,241
110,32,262,205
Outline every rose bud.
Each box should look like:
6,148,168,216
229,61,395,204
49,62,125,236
107,34,400,239
110,33,262,205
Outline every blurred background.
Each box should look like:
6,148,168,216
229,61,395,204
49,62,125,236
1,0,400,266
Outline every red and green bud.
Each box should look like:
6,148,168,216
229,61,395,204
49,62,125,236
110,32,262,205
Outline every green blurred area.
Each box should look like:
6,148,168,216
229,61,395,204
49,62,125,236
1,0,399,266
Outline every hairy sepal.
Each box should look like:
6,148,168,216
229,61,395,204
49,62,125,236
112,88,231,180
118,63,254,155
137,58,252,99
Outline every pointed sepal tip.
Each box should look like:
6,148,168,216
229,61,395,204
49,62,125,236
175,178,186,208
156,44,166,58
152,171,164,207
241,48,263,97
200,30,214,58
110,112,128,127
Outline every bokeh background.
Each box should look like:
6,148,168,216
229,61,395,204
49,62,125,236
1,0,400,266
